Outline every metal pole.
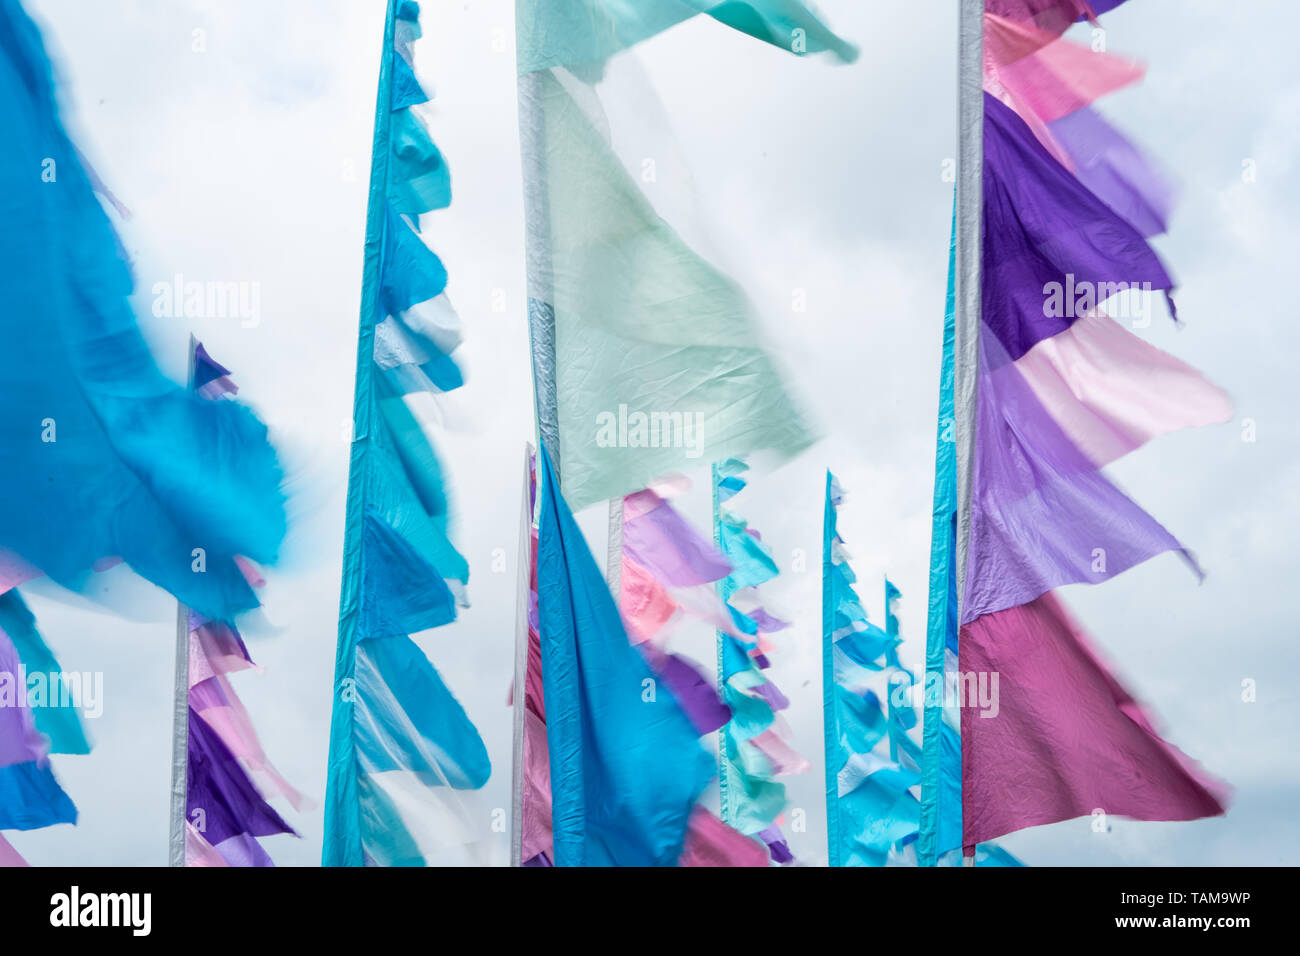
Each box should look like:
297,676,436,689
167,333,198,867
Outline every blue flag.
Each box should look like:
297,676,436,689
536,445,713,866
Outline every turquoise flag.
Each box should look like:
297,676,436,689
537,445,713,866
324,0,486,868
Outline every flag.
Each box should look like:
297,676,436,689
920,2,1227,862
0,0,286,624
536,445,714,866
324,0,488,868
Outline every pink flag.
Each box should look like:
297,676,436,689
0,833,28,867
984,12,1143,168
960,592,1227,846
1015,310,1232,467
678,807,769,867
184,822,230,867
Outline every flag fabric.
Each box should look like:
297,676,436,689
181,342,306,866
536,445,714,866
516,0,855,511
713,461,805,858
0,832,28,867
324,0,488,868
0,591,89,756
2,0,286,863
0,623,76,832
920,1,1227,862
517,0,858,79
822,472,919,867
521,457,760,866
0,0,286,624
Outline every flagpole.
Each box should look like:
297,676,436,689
953,0,982,627
515,44,559,867
167,333,198,867
605,498,623,596
509,445,533,867
322,0,397,868
821,471,840,867
711,462,734,823
953,0,984,866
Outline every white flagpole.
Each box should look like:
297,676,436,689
167,333,197,867
954,0,984,867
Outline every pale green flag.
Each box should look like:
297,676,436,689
517,0,858,77
527,69,816,509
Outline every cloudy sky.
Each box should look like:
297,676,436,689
7,0,1299,866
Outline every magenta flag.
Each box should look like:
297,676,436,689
0,833,28,867
960,593,1226,845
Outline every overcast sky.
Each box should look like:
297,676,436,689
7,0,1299,866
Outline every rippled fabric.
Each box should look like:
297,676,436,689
714,463,802,858
325,0,485,868
537,446,712,865
985,0,1124,35
0,624,76,831
186,706,295,856
1015,310,1232,467
623,491,731,586
180,342,306,866
656,653,731,736
1047,107,1174,238
520,68,815,510
0,591,89,755
183,822,229,867
619,557,679,643
822,472,919,866
517,0,857,78
679,806,769,867
985,11,1143,155
0,0,286,622
960,593,1226,845
349,636,489,866
963,328,1195,625
930,10,1227,856
983,93,1173,361
983,10,1174,239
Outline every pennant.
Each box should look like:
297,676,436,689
960,592,1226,844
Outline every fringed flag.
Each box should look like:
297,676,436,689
824,472,1022,868
713,460,806,863
178,342,305,867
821,473,919,866
324,0,489,868
621,478,778,864
919,0,1227,865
